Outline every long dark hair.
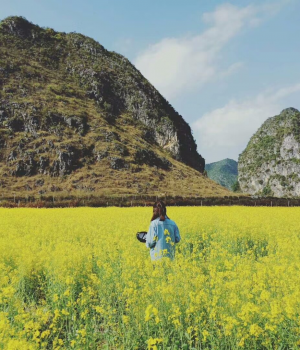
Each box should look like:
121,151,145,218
151,201,168,221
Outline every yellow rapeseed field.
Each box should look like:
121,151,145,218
1,207,300,349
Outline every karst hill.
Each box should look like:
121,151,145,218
239,108,300,197
0,16,232,200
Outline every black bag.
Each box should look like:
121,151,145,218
136,231,147,243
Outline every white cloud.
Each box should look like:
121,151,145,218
220,62,244,78
192,84,300,163
134,1,287,100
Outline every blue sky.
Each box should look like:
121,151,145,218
1,0,300,163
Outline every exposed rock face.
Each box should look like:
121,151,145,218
238,108,300,197
134,148,171,170
14,153,36,176
110,157,127,170
50,148,79,177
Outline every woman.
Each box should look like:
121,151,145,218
150,201,170,222
146,201,181,261
150,202,159,222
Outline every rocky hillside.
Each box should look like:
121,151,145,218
205,159,238,190
238,108,300,197
0,16,232,199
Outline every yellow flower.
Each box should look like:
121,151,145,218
1,207,300,349
145,304,153,322
165,236,171,243
41,330,50,339
202,329,209,342
122,315,129,324
249,324,263,337
238,337,245,347
77,328,87,337
61,309,69,316
147,337,163,350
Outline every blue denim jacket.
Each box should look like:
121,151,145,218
146,217,181,260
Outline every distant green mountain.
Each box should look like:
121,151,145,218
205,159,238,190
